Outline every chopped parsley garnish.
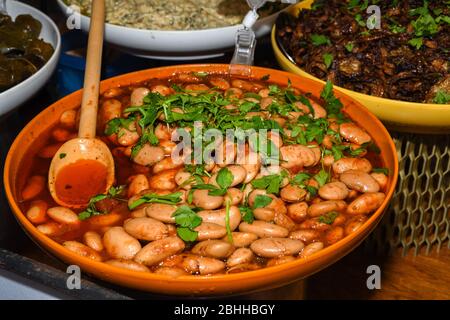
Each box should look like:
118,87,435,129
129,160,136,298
189,167,234,197
355,13,367,27
408,37,423,50
318,211,339,225
313,169,330,187
78,186,126,220
172,205,202,242
251,172,287,195
253,195,273,209
239,206,255,224
323,53,334,69
320,81,344,119
128,191,183,210
310,34,331,46
344,43,354,52
225,200,233,243
59,153,67,159
433,90,450,104
291,172,312,187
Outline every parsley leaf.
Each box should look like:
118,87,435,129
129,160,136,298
78,185,126,220
239,206,255,224
408,37,423,49
344,43,354,52
318,211,339,225
310,34,331,46
253,195,273,209
433,90,450,104
128,192,183,210
216,167,234,190
323,53,333,69
313,169,329,187
291,172,311,187
251,173,286,195
320,81,343,118
172,205,202,242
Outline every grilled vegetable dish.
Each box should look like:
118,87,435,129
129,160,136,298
0,13,54,93
19,73,388,276
277,0,450,104
65,0,287,30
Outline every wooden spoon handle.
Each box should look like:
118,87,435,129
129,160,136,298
78,0,105,139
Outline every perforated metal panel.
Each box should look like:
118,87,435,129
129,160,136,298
365,133,450,256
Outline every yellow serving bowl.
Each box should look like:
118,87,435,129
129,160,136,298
272,0,450,134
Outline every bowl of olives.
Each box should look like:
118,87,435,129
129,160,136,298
0,0,61,117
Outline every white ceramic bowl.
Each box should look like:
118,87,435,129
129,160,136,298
57,0,289,60
0,0,61,117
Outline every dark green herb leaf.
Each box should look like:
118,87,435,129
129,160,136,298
408,37,423,49
239,206,255,224
251,173,285,195
128,192,182,210
433,90,450,104
306,186,318,197
318,211,339,225
172,205,202,242
216,167,234,190
323,53,333,69
177,228,198,242
344,43,354,52
314,169,329,187
310,34,331,46
253,195,273,209
291,172,311,187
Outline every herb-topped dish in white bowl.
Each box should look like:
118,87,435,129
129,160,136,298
57,0,290,60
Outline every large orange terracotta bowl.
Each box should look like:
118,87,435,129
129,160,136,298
4,64,398,296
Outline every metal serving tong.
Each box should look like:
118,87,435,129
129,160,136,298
230,0,298,78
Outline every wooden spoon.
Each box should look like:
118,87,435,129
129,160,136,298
48,0,114,208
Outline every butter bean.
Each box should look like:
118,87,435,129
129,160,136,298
250,238,304,258
300,242,324,258
47,207,80,225
318,182,349,200
134,237,185,266
145,203,177,223
192,240,235,259
83,231,104,252
105,259,150,272
239,221,289,238
198,206,241,231
340,170,380,193
26,200,48,224
182,255,225,275
103,227,141,260
195,222,228,240
347,192,385,215
307,201,347,217
222,232,258,247
227,248,254,267
124,217,169,241
63,241,102,261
